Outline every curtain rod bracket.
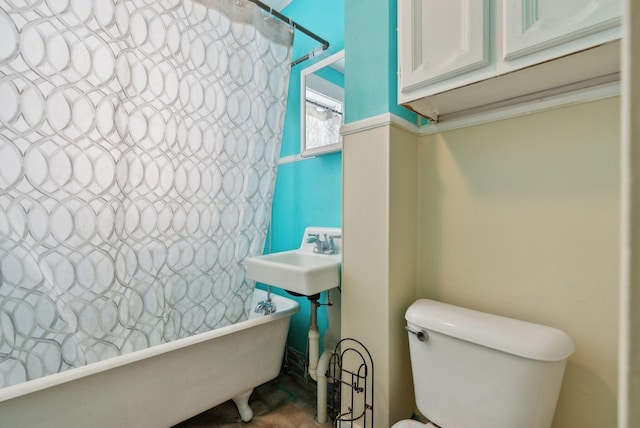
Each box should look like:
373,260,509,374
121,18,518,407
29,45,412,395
248,0,330,67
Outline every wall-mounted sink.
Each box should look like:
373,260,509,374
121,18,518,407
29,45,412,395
246,227,341,296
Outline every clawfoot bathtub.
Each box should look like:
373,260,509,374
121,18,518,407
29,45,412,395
0,288,299,427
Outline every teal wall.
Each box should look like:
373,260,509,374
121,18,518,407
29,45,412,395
344,0,417,124
263,0,344,353
264,0,419,353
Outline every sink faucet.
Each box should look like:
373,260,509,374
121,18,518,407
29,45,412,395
306,233,327,253
306,233,341,254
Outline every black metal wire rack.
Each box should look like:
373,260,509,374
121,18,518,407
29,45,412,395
327,338,374,428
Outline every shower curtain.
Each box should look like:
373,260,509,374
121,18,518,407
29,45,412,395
0,0,292,388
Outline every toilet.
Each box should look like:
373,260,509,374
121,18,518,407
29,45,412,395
393,299,574,428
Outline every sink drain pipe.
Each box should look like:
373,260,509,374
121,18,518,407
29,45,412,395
307,295,332,424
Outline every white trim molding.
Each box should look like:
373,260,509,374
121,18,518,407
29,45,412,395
341,80,620,138
277,154,316,165
419,79,620,135
340,112,420,136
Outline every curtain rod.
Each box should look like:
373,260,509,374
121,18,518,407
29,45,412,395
247,0,330,67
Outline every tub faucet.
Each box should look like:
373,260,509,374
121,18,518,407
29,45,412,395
255,299,276,315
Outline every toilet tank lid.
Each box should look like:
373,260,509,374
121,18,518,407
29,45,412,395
405,299,574,361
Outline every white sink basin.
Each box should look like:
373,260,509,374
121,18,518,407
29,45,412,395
246,227,341,296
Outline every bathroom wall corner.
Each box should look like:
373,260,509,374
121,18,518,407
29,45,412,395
388,124,419,424
342,121,419,427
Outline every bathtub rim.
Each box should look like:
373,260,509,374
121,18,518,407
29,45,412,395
0,288,299,402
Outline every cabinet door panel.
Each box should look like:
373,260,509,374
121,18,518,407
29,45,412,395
398,0,490,94
503,0,621,61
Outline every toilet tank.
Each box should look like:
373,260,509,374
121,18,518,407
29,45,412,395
405,299,574,428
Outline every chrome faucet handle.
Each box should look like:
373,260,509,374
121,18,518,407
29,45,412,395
306,233,320,242
328,234,342,254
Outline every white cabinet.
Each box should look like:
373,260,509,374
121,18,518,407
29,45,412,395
398,0,622,122
398,0,490,92
503,0,620,63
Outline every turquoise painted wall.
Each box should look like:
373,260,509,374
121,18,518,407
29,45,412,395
262,0,344,353
264,0,418,353
344,0,417,124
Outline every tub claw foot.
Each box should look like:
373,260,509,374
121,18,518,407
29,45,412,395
232,389,254,422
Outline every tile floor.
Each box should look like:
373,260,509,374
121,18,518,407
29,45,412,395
174,373,332,428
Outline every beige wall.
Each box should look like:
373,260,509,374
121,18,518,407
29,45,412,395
418,97,620,428
342,123,417,427
388,125,419,424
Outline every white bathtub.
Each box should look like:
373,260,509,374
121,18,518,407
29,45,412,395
0,289,299,427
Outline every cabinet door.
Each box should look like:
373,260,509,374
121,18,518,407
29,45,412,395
503,0,621,62
398,0,490,96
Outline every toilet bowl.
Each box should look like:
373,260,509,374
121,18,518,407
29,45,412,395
395,298,574,428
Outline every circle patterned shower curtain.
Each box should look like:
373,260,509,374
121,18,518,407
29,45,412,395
0,0,292,388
